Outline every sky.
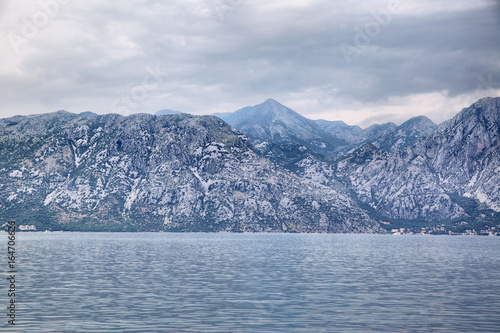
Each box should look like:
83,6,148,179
1,0,499,127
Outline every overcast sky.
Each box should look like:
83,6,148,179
1,0,499,126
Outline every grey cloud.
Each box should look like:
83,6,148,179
0,0,498,124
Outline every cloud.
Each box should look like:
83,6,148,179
0,0,498,126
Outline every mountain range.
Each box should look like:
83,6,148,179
0,111,378,232
217,98,438,157
337,97,500,229
1,97,498,233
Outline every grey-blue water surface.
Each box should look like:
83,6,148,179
4,233,500,332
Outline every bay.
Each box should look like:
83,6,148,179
5,233,500,332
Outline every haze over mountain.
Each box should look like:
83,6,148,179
155,109,182,116
216,99,348,157
217,99,438,157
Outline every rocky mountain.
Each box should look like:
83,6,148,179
416,97,500,212
80,111,97,116
313,120,398,147
0,111,380,233
229,97,498,231
219,99,435,158
314,116,437,153
313,120,365,144
370,116,437,152
252,142,352,197
217,99,349,157
1,97,498,233
335,97,500,226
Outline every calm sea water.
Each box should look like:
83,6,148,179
3,233,500,332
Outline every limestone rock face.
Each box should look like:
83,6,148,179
0,112,380,232
417,97,500,211
335,97,500,221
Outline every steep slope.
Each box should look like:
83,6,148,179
336,144,465,221
0,111,381,233
336,97,500,224
416,97,500,211
253,142,352,197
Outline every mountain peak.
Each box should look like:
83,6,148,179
473,96,500,111
254,98,293,114
262,98,281,105
399,116,436,130
451,96,500,127
476,96,495,103
221,99,304,126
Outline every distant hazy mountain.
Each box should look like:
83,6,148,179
218,99,434,157
314,117,437,153
313,120,398,145
80,111,97,116
313,120,365,144
363,123,398,142
217,99,349,157
369,116,437,152
155,109,182,115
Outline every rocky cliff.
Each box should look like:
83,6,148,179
0,111,380,232
335,97,500,223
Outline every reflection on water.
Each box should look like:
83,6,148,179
7,233,500,332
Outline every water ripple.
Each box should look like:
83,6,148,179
5,233,500,332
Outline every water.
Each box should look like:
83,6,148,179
3,233,500,332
